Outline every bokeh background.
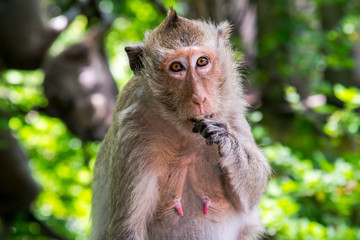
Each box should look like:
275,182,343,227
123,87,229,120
1,0,360,239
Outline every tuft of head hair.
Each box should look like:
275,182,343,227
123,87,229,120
217,21,232,41
146,8,205,49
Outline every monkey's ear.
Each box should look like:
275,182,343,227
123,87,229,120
217,21,232,40
125,46,144,76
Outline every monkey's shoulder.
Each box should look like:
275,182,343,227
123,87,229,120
115,76,143,111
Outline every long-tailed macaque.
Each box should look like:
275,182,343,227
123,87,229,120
91,9,270,240
43,24,118,142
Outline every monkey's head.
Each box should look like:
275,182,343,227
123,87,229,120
125,9,243,130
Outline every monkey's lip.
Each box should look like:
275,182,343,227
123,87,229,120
189,113,214,123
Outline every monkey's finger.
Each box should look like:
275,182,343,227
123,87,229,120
192,119,206,133
199,120,210,135
218,146,225,157
201,124,225,138
192,122,201,133
200,125,212,138
212,121,228,131
205,138,213,146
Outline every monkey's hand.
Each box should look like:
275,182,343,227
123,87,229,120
192,118,237,157
192,117,269,210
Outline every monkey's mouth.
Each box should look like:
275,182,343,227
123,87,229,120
189,113,214,123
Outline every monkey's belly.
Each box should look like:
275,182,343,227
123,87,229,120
146,215,242,240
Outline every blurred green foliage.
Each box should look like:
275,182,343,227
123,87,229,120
1,0,360,239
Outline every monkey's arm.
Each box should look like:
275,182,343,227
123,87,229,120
107,123,159,240
192,117,270,210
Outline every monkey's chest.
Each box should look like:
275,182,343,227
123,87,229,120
155,156,233,223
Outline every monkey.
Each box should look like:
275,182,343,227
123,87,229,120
42,23,118,142
91,9,270,240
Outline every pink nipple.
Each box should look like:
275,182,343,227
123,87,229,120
173,197,184,216
202,197,211,215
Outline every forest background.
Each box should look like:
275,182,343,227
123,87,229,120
0,0,360,239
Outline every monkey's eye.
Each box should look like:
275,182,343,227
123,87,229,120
196,57,209,67
170,62,184,72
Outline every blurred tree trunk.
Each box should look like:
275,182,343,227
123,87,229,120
318,1,354,88
0,0,78,71
228,0,257,69
255,0,291,110
353,40,360,86
0,124,41,238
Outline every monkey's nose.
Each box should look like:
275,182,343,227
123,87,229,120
192,95,206,106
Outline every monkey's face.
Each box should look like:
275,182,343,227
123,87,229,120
159,46,222,126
